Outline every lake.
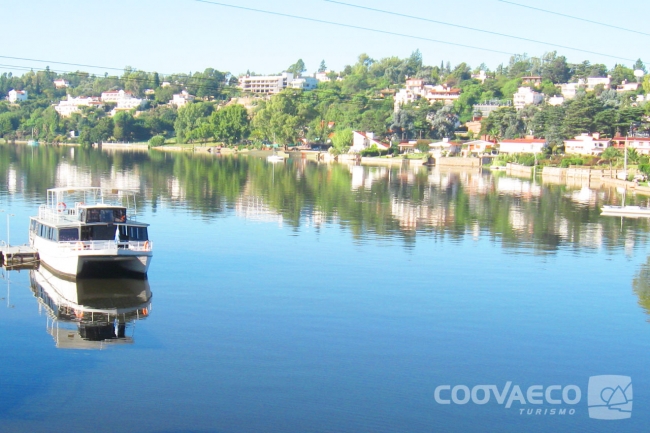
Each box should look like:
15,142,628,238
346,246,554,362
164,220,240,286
0,145,649,432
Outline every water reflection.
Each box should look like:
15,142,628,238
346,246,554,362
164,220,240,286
2,144,650,252
29,266,151,349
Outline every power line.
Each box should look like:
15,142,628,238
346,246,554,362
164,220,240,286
324,0,640,62
194,0,514,56
498,0,650,37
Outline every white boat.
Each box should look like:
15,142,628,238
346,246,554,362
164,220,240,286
29,187,153,277
601,205,650,217
29,266,151,349
267,154,285,163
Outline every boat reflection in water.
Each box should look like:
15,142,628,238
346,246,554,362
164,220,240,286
29,266,152,349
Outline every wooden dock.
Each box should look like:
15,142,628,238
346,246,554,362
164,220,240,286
0,246,40,270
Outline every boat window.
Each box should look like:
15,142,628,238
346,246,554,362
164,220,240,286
118,225,148,241
81,225,117,241
85,208,126,223
59,228,79,242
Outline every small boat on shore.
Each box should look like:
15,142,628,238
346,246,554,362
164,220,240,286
601,205,650,217
29,187,153,277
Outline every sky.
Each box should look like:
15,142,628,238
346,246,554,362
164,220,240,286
0,0,648,78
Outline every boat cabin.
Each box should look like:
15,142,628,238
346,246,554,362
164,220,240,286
31,205,148,243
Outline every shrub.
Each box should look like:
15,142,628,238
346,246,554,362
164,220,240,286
149,135,166,147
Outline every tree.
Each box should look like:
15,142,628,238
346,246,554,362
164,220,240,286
643,75,650,94
174,102,213,143
210,104,250,145
288,59,306,77
318,60,327,73
634,59,647,74
331,128,353,151
252,91,302,145
429,105,458,139
113,111,135,141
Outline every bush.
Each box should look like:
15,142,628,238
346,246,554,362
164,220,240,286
639,163,650,176
149,135,166,147
560,157,584,168
360,145,386,157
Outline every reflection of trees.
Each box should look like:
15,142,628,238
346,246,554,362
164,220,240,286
633,257,650,316
1,145,650,252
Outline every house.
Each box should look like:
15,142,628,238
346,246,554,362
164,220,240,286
239,72,294,94
398,141,418,153
7,89,27,103
560,82,584,99
611,136,650,155
471,70,488,83
394,80,461,111
289,77,318,90
616,80,640,93
586,76,610,91
350,131,390,153
170,90,195,107
513,87,543,110
563,133,611,155
429,138,462,155
522,76,542,86
53,79,69,89
463,139,494,155
54,95,103,117
498,138,547,154
548,96,565,106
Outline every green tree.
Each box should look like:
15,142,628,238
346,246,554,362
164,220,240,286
318,60,327,73
331,128,353,151
252,91,302,145
174,102,213,143
288,59,306,76
210,104,250,145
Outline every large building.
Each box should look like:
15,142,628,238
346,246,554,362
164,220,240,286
239,72,295,95
54,95,103,117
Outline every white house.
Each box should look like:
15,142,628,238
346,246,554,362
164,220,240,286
513,87,543,110
563,133,611,155
53,79,69,89
429,138,461,156
464,139,494,155
616,80,640,93
612,136,650,155
350,131,390,153
54,95,103,117
289,77,318,90
586,76,610,91
170,90,195,107
394,79,461,111
560,82,584,99
498,138,547,154
239,72,294,94
7,89,27,103
548,96,565,106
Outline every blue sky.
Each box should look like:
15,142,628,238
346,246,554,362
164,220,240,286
1,0,648,78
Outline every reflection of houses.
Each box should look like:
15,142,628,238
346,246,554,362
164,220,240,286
496,177,542,198
564,133,611,155
351,131,390,153
350,165,388,190
611,136,650,155
235,195,284,225
30,267,151,350
498,138,546,154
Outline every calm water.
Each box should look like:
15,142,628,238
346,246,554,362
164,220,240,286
1,145,649,432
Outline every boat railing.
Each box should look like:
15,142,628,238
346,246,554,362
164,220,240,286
38,204,80,223
58,240,153,252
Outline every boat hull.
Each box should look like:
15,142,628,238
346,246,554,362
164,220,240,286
32,237,152,278
601,205,650,217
